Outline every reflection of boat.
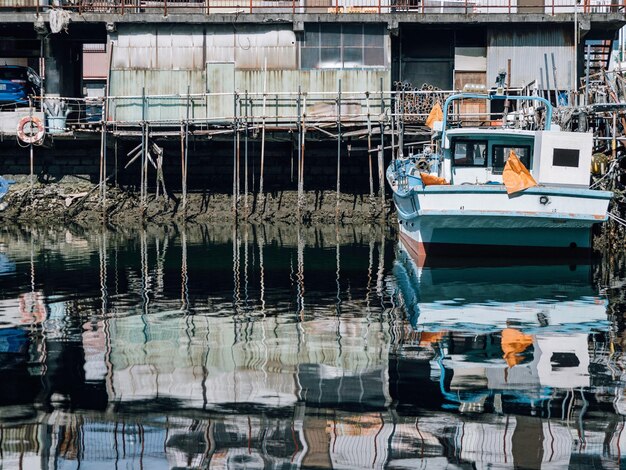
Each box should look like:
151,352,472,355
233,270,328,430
391,240,609,412
393,240,608,334
386,93,612,256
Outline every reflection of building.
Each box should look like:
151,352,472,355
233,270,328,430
0,225,624,469
3,410,625,469
105,314,391,410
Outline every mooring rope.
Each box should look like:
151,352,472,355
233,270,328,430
607,211,626,228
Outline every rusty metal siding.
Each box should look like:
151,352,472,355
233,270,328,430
109,23,390,122
112,24,297,72
487,27,574,90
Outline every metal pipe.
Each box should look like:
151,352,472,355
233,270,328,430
441,93,553,146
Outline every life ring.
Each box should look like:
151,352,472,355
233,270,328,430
416,158,430,172
17,116,45,144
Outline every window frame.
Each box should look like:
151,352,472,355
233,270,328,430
452,139,489,168
491,144,532,174
301,23,386,70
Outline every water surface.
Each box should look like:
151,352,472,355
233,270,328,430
0,223,624,469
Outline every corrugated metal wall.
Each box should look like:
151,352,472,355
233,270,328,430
110,24,298,72
109,23,390,122
487,27,574,90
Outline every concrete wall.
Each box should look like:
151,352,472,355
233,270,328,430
0,138,389,193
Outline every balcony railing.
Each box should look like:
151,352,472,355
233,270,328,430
1,0,623,15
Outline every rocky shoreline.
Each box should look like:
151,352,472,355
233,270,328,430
1,181,621,254
0,181,391,226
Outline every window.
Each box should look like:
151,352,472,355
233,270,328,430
492,145,532,174
553,148,579,168
453,140,487,167
301,24,386,70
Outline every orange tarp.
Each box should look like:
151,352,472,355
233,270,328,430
501,328,533,367
420,172,449,186
425,102,443,129
502,149,537,195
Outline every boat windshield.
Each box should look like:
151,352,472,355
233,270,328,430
453,140,487,167
492,145,532,174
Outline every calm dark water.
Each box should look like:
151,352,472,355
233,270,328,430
0,223,625,469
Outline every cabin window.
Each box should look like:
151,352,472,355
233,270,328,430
453,140,487,167
553,148,580,168
492,145,532,174
301,24,386,70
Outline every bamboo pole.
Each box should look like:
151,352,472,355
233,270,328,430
300,92,307,213
259,57,267,205
143,123,149,210
141,87,147,210
378,78,386,210
183,85,190,211
297,86,302,216
366,91,373,198
180,123,185,210
336,79,342,218
100,41,114,209
244,90,249,213
233,91,239,215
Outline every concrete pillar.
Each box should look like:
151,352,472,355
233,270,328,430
44,36,82,97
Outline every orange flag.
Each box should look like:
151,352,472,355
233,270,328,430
420,172,448,186
425,101,443,129
502,150,537,195
501,328,533,368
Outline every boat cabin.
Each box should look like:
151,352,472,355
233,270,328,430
442,128,594,188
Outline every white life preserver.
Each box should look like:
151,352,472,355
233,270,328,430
17,116,45,144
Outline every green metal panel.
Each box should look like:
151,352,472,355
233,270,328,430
206,62,236,121
110,70,207,123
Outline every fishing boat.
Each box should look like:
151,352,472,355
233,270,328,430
387,93,612,257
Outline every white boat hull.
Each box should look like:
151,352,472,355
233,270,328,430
393,185,611,253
